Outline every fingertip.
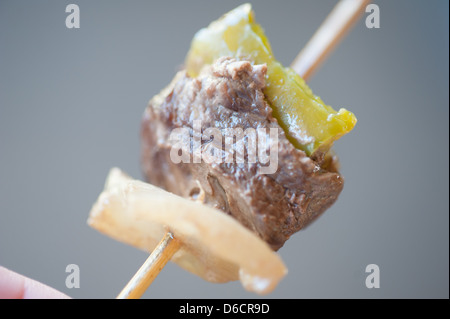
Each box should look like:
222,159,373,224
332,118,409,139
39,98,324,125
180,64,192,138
0,266,25,299
23,277,71,299
0,266,70,299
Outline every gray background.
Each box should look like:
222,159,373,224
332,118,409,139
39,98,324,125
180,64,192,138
0,0,448,299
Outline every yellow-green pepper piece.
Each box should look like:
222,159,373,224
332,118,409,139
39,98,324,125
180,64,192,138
185,3,356,156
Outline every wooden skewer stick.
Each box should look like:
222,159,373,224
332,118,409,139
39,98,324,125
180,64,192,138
116,232,180,299
291,0,370,81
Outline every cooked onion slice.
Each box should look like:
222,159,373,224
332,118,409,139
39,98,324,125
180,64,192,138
88,167,287,294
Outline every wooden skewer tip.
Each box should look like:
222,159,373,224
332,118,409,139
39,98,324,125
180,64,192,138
116,231,180,299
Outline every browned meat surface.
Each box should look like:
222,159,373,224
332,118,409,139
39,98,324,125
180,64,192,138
141,57,343,250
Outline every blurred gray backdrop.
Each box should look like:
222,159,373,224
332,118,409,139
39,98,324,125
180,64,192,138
0,0,448,299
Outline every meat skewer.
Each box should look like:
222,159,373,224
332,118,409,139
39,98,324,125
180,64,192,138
91,0,369,298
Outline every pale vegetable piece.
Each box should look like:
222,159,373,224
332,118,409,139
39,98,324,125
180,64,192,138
88,167,287,294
